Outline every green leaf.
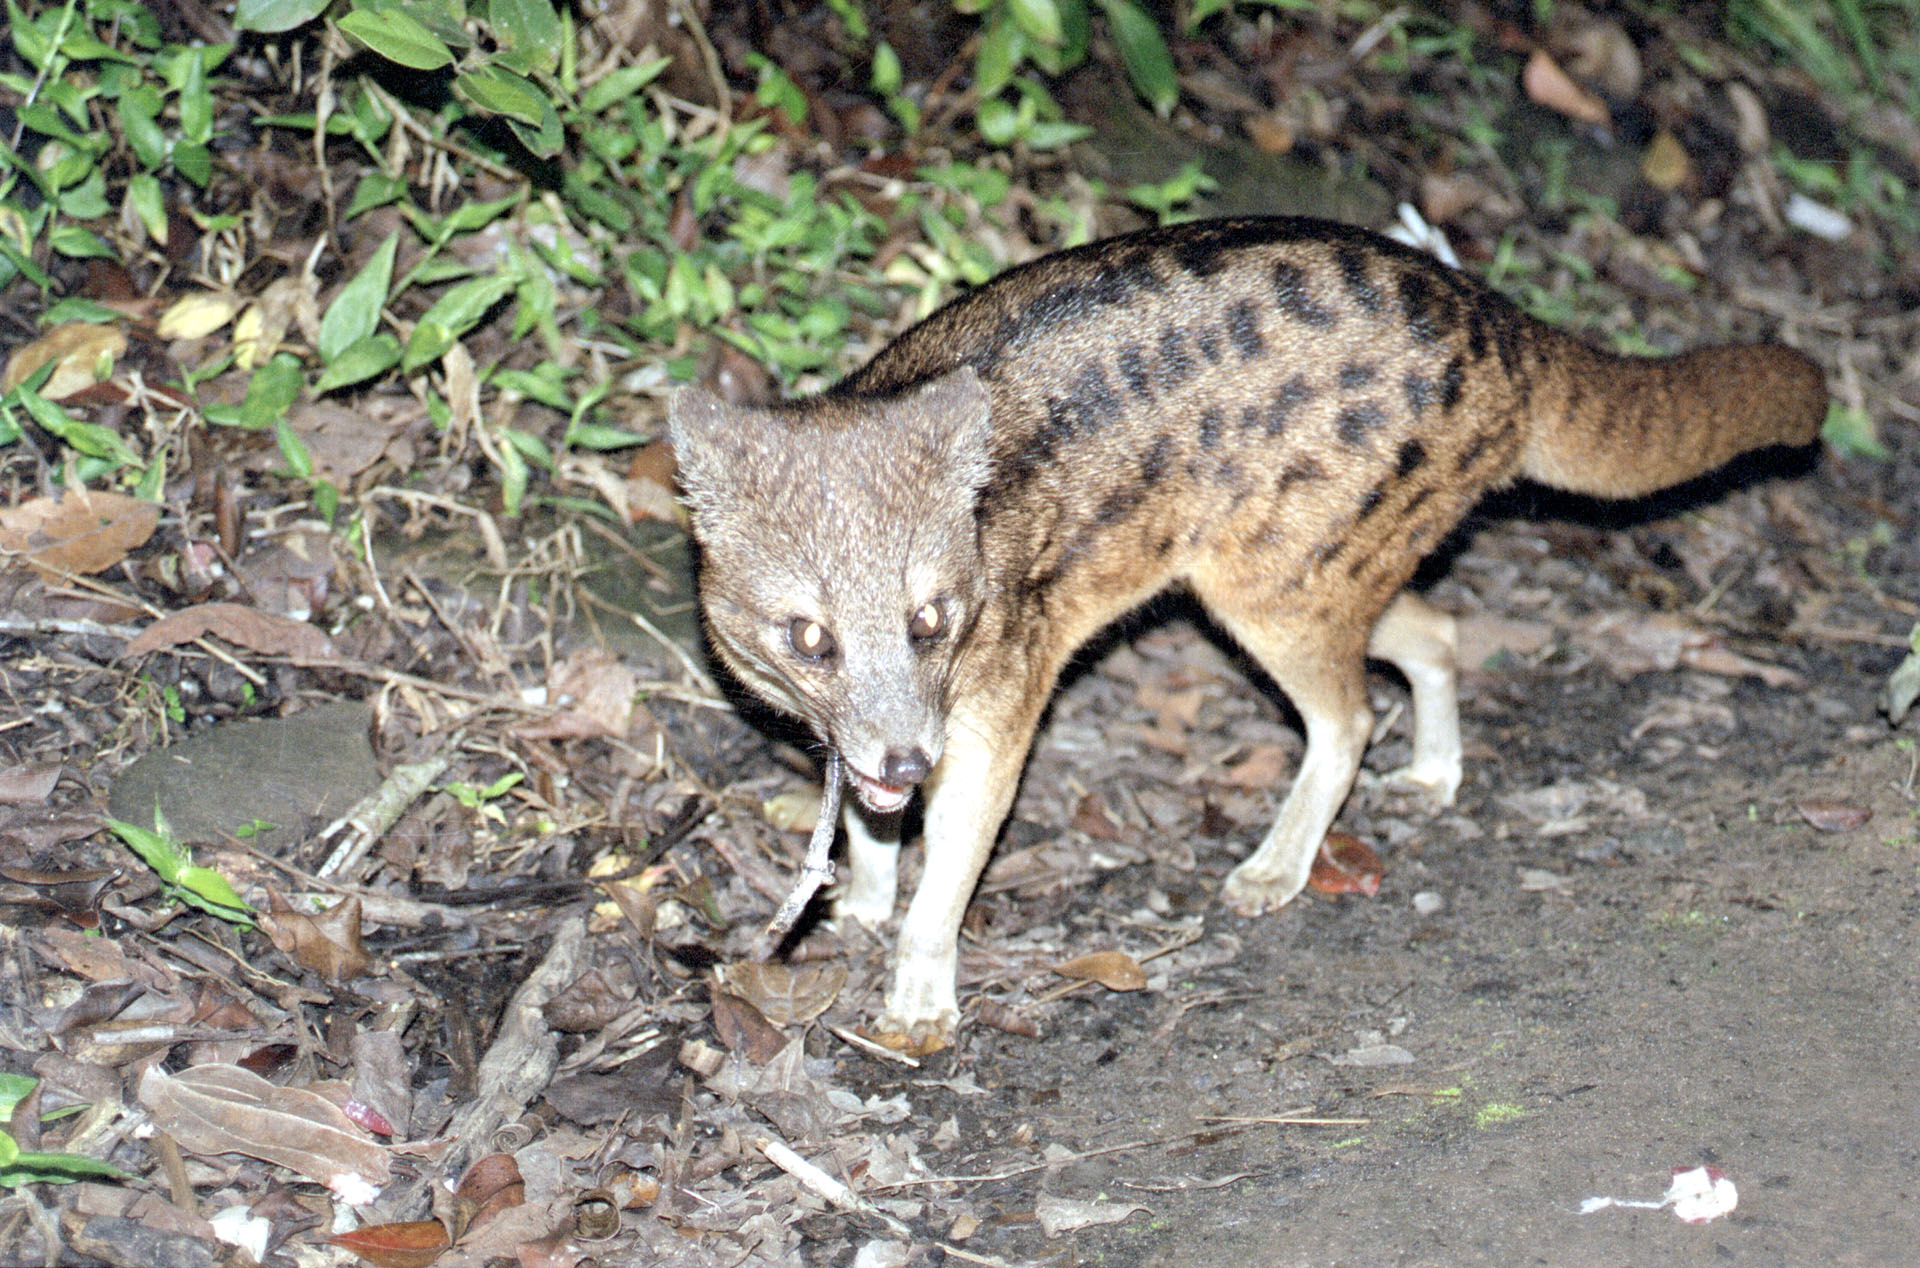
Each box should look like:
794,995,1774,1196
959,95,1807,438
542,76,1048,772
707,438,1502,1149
108,817,255,925
234,0,332,33
453,64,546,127
118,85,167,169
319,232,399,361
487,0,562,77
977,96,1018,146
271,417,313,478
0,1074,35,1120
234,353,305,430
345,171,408,217
172,141,212,187
402,273,516,371
2,1149,130,1186
126,173,166,244
975,16,1023,101
1097,0,1177,116
1009,0,1065,46
15,386,140,466
313,331,402,392
107,816,189,886
48,224,114,259
579,57,670,115
178,46,213,144
1821,403,1887,460
505,96,565,160
336,8,455,70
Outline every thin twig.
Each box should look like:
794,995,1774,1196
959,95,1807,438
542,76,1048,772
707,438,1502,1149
752,751,842,961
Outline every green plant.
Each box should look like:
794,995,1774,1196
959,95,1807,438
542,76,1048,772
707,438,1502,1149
108,813,255,926
0,1075,127,1188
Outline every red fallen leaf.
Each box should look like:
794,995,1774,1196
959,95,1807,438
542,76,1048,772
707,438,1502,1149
123,601,335,661
1522,48,1609,126
453,1153,525,1239
327,1219,451,1268
341,1098,397,1137
1309,832,1385,897
1795,799,1872,832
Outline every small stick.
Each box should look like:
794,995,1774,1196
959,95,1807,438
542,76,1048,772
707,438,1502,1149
752,751,842,961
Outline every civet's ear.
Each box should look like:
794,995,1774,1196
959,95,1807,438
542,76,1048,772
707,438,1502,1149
904,365,993,493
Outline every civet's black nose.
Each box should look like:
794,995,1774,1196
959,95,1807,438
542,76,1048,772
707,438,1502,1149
880,747,932,786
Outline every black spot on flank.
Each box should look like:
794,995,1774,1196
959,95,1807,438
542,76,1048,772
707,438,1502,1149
1141,433,1174,485
1094,485,1146,527
1155,533,1175,557
1455,430,1491,474
1440,356,1466,410
1197,328,1224,363
1249,375,1315,436
1335,243,1383,313
1404,371,1436,417
1397,271,1442,344
1198,406,1223,450
1228,299,1265,358
1355,482,1386,521
1157,326,1197,392
1493,310,1521,376
1339,363,1378,391
1272,261,1336,328
1336,402,1388,446
1312,539,1343,567
1118,345,1153,399
1402,485,1434,518
1275,456,1325,493
1466,301,1490,362
1394,438,1429,478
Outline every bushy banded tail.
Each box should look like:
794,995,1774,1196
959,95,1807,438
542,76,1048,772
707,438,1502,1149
1522,342,1826,500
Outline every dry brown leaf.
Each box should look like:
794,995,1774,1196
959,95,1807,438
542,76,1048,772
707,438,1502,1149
1562,17,1642,98
511,648,639,741
1794,799,1871,832
326,1219,451,1268
714,960,847,1025
710,989,788,1063
283,402,403,484
261,893,375,982
2,322,128,399
1242,112,1295,154
1641,129,1692,191
137,1062,392,1191
0,488,159,581
1217,742,1291,789
1308,832,1384,897
0,763,61,804
123,602,336,660
1052,950,1148,992
451,1153,525,1240
1522,49,1609,126
623,438,684,525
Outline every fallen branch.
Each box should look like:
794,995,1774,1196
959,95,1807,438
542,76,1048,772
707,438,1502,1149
752,751,842,962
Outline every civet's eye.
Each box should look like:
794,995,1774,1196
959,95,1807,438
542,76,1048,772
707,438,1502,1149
909,599,947,642
787,617,837,661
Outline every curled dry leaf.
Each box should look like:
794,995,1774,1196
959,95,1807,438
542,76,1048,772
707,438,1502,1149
1,322,128,399
709,989,788,1064
0,488,159,582
137,1063,392,1192
1522,49,1609,126
511,648,639,741
1051,950,1148,992
974,998,1042,1038
156,293,242,341
1794,799,1871,832
452,1153,525,1240
260,893,375,982
1309,832,1384,896
714,960,848,1025
325,1219,451,1268
124,602,336,661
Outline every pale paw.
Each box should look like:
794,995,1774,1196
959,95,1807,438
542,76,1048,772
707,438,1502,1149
1220,863,1309,917
829,889,895,932
1380,758,1462,807
867,1006,959,1056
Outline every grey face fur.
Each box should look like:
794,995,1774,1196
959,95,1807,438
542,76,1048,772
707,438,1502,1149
668,369,994,809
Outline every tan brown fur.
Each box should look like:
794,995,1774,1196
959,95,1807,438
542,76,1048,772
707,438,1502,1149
669,216,1825,1042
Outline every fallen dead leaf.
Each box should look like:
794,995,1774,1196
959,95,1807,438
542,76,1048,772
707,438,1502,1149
156,293,242,341
1642,128,1693,190
511,648,639,740
1794,799,1871,832
138,1063,392,1192
1217,742,1291,789
1035,1194,1149,1237
1308,832,1384,897
260,892,375,982
124,602,336,661
326,1219,450,1268
1523,49,1609,126
1051,950,1148,992
451,1153,525,1240
0,488,160,581
714,960,847,1025
710,989,788,1063
2,322,128,399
